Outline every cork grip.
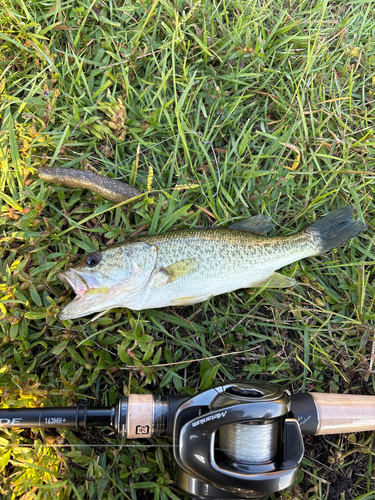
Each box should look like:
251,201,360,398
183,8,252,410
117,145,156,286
127,394,153,438
312,393,375,435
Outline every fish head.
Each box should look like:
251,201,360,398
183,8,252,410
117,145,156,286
57,243,157,320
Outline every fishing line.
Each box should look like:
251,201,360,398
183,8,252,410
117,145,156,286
32,130,221,200
75,331,258,368
91,129,221,198
29,136,179,171
77,330,118,356
116,135,180,165
186,128,221,198
0,444,173,449
0,442,277,456
219,420,278,464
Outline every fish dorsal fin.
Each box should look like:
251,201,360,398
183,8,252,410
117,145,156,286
251,272,296,288
229,214,275,235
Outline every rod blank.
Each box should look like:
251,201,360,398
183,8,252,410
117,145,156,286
0,405,111,429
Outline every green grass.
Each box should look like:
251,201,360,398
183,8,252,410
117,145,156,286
0,0,375,498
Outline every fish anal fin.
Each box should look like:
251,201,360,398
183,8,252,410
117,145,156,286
229,214,275,235
171,294,211,306
251,272,296,288
163,258,200,283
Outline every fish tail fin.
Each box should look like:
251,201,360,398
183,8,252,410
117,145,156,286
309,207,367,254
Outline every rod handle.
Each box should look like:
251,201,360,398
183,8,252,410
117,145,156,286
291,393,375,435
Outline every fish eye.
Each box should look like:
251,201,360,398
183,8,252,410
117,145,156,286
85,252,102,268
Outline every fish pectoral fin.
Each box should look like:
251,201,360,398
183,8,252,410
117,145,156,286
229,214,275,235
171,294,211,306
90,308,115,322
251,272,296,288
162,258,200,283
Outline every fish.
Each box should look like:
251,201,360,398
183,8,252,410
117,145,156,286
57,207,367,321
39,167,140,203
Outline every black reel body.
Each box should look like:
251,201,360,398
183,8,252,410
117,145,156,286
173,381,304,500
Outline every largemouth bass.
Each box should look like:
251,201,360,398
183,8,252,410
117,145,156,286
57,207,366,321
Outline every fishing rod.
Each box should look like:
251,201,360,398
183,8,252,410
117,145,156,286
1,380,374,499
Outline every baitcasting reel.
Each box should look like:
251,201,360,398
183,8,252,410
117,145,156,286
1,379,374,499
173,381,303,500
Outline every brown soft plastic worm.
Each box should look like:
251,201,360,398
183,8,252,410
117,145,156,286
39,167,141,203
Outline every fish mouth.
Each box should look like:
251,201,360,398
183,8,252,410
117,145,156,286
58,269,90,295
57,269,104,321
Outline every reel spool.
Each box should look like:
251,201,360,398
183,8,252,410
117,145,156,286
173,381,304,500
